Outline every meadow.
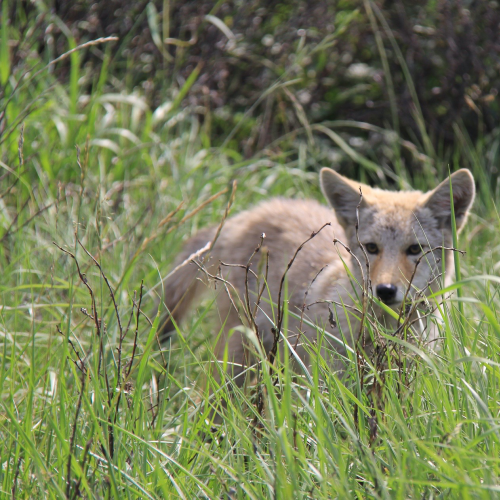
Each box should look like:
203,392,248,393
1,2,500,498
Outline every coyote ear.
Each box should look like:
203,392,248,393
423,169,475,232
320,168,366,227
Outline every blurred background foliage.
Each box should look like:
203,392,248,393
7,0,499,149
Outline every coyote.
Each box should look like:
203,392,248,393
161,168,475,382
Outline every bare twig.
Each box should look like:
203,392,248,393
372,246,464,397
269,222,331,365
114,283,145,426
219,233,266,339
306,298,364,316
354,187,374,348
332,238,365,288
11,457,21,499
351,187,377,430
54,239,115,456
296,265,328,350
66,369,86,499
71,439,92,500
253,246,270,320
192,260,248,326
76,239,123,356
244,233,266,340
57,326,87,375
126,281,144,379
122,290,137,342
18,125,24,170
53,242,101,336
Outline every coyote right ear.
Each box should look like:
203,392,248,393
320,168,367,227
423,169,475,232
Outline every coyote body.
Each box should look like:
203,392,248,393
162,169,475,381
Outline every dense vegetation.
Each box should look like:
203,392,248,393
1,1,500,498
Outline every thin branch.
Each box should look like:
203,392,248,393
77,239,123,343
269,222,331,365
192,260,248,326
296,265,328,350
53,242,101,337
71,439,92,500
126,282,144,379
66,369,86,499
57,326,87,375
354,187,373,347
11,457,22,499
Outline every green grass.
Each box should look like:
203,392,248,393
1,7,500,500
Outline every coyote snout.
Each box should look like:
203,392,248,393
161,168,475,383
375,284,398,304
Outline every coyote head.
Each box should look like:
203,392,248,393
320,168,475,310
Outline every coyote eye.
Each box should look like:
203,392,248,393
407,244,422,255
364,242,379,254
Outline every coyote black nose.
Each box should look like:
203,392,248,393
376,284,398,304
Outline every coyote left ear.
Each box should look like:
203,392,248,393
424,169,475,232
320,168,367,227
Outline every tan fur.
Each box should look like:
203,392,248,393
161,169,475,383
